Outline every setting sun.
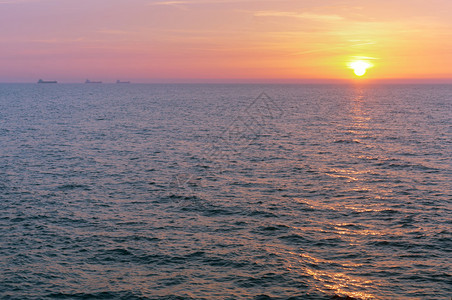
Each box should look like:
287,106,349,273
348,61,373,77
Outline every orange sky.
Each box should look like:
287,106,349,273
1,0,451,82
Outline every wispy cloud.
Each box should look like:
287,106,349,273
31,37,86,44
254,11,344,21
291,42,377,56
150,0,188,5
97,29,135,35
0,0,42,4
148,0,274,5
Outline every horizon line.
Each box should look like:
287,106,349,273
1,78,452,84
0,77,452,84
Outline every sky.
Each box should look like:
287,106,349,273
0,0,451,83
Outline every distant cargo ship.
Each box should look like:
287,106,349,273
116,80,130,84
38,79,57,84
85,80,102,84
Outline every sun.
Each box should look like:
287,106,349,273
348,60,373,77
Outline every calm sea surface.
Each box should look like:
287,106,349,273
0,84,451,299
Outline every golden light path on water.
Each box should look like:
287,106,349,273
278,87,388,299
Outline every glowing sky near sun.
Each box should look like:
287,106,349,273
0,0,451,82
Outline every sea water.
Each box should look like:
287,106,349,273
0,83,450,299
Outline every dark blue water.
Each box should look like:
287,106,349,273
0,84,451,299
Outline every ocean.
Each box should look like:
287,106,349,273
0,83,450,299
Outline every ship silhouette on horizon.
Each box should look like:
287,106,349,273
38,79,57,84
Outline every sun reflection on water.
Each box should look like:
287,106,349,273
306,267,376,300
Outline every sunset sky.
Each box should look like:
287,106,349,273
1,0,451,83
